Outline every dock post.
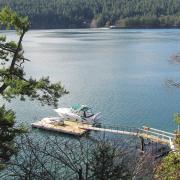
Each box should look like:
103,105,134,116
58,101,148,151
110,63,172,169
140,137,145,151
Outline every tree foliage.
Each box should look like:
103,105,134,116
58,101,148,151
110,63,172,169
155,151,180,180
0,6,68,106
0,0,180,28
0,6,68,169
155,121,180,179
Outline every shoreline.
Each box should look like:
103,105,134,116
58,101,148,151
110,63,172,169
27,26,180,30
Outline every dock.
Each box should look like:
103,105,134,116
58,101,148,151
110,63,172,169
32,118,92,136
32,118,177,150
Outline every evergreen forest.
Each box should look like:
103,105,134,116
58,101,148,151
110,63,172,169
0,0,180,29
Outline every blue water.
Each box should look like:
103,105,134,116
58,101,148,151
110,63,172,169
3,29,180,132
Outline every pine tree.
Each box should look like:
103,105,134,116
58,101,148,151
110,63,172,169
0,6,68,169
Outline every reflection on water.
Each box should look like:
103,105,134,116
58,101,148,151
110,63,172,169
2,29,180,132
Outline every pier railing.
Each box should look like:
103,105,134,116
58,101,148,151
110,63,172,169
80,124,177,150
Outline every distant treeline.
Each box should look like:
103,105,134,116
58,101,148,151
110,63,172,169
0,0,180,29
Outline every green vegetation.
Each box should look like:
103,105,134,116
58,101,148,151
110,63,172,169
155,140,180,179
0,5,180,179
155,121,180,180
0,7,67,170
0,0,180,29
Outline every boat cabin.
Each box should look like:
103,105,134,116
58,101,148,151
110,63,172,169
71,104,94,119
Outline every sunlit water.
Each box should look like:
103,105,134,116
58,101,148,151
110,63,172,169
2,28,180,132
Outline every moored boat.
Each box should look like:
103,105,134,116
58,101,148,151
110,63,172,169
54,104,101,125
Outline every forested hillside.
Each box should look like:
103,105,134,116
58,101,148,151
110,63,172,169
0,0,180,29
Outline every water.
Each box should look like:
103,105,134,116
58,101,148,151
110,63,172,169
2,29,180,132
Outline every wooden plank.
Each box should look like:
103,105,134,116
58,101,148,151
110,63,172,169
32,119,91,136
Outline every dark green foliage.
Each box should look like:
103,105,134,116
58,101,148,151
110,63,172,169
0,0,180,28
90,141,131,180
0,105,16,163
0,7,68,170
0,6,68,107
0,105,26,170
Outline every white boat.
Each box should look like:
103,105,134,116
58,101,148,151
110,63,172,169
109,25,120,29
54,104,101,125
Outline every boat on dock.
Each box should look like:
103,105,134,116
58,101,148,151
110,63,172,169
31,104,101,136
31,107,177,151
54,104,101,125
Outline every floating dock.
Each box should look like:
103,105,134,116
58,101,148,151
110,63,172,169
32,118,177,150
32,118,92,136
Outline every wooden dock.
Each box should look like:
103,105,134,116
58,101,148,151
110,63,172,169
32,118,177,150
32,118,92,136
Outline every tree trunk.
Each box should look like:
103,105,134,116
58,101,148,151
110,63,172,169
0,83,7,94
78,168,83,180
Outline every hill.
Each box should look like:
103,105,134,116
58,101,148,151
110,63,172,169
0,0,180,29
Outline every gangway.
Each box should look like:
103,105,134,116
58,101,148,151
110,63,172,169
138,126,176,150
80,124,177,151
82,126,138,136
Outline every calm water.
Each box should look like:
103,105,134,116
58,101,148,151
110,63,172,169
3,29,180,132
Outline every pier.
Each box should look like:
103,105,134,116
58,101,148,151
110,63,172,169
32,119,177,150
80,125,176,150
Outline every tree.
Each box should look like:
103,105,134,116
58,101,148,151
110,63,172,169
0,0,180,28
90,140,131,180
155,105,180,179
155,150,180,180
0,6,68,169
2,135,155,180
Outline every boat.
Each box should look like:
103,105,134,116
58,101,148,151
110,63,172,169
54,104,101,125
109,25,121,29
